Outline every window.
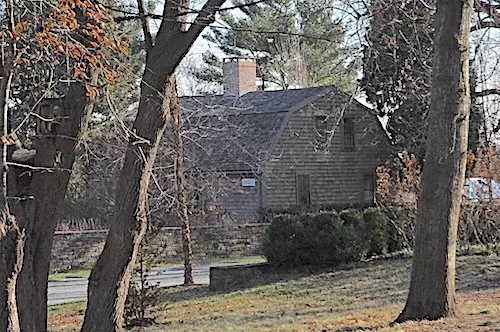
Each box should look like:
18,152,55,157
296,174,311,206
315,116,327,144
343,118,355,150
363,174,375,203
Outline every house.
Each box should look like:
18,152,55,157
178,58,391,223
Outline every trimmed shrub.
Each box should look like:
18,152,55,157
363,208,390,256
263,203,499,268
263,211,369,267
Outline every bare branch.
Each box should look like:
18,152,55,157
471,20,500,30
475,88,500,97
179,0,225,42
5,162,71,173
475,0,500,12
111,0,267,22
137,0,153,53
472,0,500,30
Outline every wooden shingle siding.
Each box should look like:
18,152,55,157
181,87,391,222
212,175,262,223
263,93,390,209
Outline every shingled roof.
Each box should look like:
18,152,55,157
179,86,350,173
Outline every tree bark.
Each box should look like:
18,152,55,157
81,1,224,329
0,215,24,332
0,47,24,332
12,84,89,332
396,0,473,322
171,85,194,285
81,74,176,332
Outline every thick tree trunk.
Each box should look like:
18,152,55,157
81,75,176,332
0,215,24,332
171,88,194,285
396,0,472,322
12,84,89,332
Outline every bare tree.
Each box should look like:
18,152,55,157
81,0,225,329
0,1,128,330
0,30,24,330
171,86,194,285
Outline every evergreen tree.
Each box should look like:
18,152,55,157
192,0,357,91
360,0,434,160
361,0,485,158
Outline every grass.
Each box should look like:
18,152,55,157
48,268,91,281
48,301,86,331
211,255,267,265
48,254,500,331
149,255,268,267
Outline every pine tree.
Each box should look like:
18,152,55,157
361,0,486,159
360,0,434,160
191,0,357,91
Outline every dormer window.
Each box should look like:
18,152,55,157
343,117,355,151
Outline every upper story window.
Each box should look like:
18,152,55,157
343,117,355,151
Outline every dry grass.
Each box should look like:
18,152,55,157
48,255,500,331
48,301,85,331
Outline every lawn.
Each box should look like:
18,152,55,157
48,254,500,331
49,269,91,281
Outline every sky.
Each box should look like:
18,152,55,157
146,0,499,143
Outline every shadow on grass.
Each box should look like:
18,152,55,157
456,255,500,292
157,256,414,306
157,265,321,303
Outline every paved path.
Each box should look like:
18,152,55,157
48,264,222,305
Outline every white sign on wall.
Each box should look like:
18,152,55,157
241,178,256,187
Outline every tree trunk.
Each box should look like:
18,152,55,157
171,85,194,285
0,41,23,332
12,84,89,332
81,2,224,328
0,215,24,332
81,75,176,332
395,0,473,322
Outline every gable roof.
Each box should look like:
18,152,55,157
180,86,362,173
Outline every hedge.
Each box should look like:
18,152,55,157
262,203,499,267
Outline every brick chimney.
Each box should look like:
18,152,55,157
223,58,257,96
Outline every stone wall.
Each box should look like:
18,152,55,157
209,263,273,291
51,230,108,270
50,223,268,270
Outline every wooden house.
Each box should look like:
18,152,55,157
178,58,391,223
